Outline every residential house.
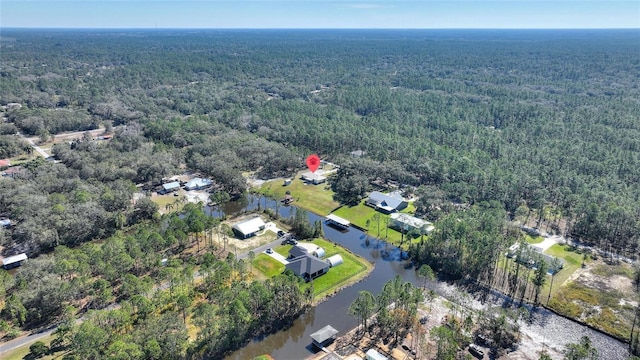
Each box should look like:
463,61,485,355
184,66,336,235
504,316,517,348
365,349,389,360
365,191,407,213
2,253,27,270
288,243,325,259
184,177,212,191
301,170,327,185
159,181,180,194
232,217,266,239
389,213,434,234
285,253,330,281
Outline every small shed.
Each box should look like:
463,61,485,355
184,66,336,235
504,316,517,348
283,178,292,186
326,254,343,267
310,325,339,348
0,219,11,228
313,247,326,258
2,253,28,270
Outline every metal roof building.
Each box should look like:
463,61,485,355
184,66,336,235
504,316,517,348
232,217,266,239
2,253,27,269
310,325,338,348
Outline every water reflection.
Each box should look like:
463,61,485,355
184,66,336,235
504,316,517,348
221,195,628,360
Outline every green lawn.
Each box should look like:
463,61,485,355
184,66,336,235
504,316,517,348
541,243,585,302
332,201,409,247
524,234,544,244
151,191,189,213
251,238,373,301
300,238,373,300
252,254,285,278
275,245,292,257
259,174,339,215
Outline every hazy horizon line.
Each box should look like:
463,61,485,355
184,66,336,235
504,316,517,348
2,27,639,30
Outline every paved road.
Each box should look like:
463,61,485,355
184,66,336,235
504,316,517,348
18,132,50,158
0,325,57,354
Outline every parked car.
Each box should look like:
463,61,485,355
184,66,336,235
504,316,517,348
277,230,286,237
266,248,273,254
469,344,484,358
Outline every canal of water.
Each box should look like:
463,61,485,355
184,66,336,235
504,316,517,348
215,195,629,360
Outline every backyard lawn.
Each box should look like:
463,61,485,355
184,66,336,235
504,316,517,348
252,253,285,278
251,238,373,302
515,243,582,303
332,200,415,247
259,174,339,215
524,234,544,244
301,238,372,300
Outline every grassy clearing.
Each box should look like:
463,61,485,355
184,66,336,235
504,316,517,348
550,282,631,340
259,175,339,215
539,244,583,299
524,234,544,244
545,244,636,340
151,191,188,213
252,254,284,278
301,238,373,300
591,263,634,278
332,201,407,246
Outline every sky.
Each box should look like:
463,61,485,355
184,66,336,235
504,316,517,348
1,0,638,29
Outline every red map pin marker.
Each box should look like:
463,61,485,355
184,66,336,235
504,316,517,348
306,154,320,173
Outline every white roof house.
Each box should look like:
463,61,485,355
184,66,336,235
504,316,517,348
390,213,434,234
365,348,388,360
184,177,212,191
161,181,180,193
2,253,28,269
232,217,266,239
301,170,327,185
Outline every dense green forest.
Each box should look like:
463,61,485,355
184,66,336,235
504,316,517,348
0,29,639,357
2,29,638,256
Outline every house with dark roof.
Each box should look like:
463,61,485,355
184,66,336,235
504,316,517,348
365,191,407,213
288,243,325,259
285,253,329,281
310,325,339,348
